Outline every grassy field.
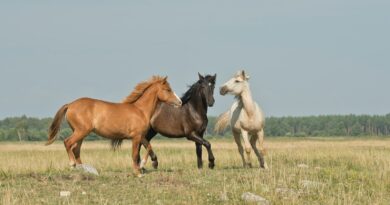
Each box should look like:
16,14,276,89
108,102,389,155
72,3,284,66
0,137,389,204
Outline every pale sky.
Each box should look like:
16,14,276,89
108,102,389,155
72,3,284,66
0,1,389,119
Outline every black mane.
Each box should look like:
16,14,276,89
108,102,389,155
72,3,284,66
180,81,202,104
180,75,214,104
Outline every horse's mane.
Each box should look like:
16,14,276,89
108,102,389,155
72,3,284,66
181,82,201,104
122,76,166,104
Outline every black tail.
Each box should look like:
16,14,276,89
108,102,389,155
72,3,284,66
111,139,124,151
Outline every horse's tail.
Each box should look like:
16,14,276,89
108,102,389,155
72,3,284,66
45,104,68,146
111,139,124,151
214,110,231,134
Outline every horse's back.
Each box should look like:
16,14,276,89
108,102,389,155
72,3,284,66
66,97,146,137
150,103,200,137
67,97,118,118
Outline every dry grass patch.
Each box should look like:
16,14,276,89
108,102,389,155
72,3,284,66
0,138,389,204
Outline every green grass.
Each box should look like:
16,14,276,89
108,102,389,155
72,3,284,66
0,138,390,204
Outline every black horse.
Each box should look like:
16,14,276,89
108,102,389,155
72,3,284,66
140,73,216,169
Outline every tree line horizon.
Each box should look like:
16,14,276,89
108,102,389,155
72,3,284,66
1,113,390,141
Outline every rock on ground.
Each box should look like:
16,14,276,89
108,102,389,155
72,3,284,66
241,192,270,205
300,180,324,189
75,164,99,176
297,163,309,169
59,191,71,197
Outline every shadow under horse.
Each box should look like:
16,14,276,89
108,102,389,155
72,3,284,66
140,73,217,169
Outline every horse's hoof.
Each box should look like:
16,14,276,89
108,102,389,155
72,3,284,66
136,173,144,178
141,167,147,174
130,173,143,178
140,159,146,169
197,161,203,169
208,163,215,169
69,162,76,168
152,161,158,169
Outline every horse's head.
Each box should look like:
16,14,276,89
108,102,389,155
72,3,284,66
220,70,250,96
198,73,216,107
156,77,182,107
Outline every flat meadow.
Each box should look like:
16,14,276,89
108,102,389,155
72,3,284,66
0,137,389,204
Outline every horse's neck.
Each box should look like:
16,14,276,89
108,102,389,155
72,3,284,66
134,87,158,120
239,86,255,117
188,94,208,118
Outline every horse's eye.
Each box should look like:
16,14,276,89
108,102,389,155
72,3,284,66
235,80,240,83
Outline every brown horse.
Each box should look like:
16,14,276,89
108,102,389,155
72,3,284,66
45,76,182,177
136,73,217,170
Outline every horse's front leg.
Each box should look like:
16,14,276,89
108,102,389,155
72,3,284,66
241,130,252,168
188,132,215,169
131,136,143,177
233,130,246,167
139,138,156,172
146,129,159,169
195,142,203,168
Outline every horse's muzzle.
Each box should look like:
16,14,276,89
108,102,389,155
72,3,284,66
220,86,228,96
173,100,182,108
208,99,215,107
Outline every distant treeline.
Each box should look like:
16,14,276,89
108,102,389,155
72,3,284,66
1,114,390,141
198,114,390,138
0,116,101,142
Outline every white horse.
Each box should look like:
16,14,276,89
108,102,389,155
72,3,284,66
215,70,268,169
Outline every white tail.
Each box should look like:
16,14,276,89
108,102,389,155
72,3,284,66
214,110,231,134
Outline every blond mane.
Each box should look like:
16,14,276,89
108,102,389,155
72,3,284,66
122,76,167,104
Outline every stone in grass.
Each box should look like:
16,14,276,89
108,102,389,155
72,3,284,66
275,187,296,196
297,163,309,169
300,180,324,189
75,164,99,176
241,192,270,205
60,191,71,197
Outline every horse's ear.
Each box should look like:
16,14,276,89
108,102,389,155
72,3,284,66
211,73,217,83
162,76,168,83
242,70,250,80
198,72,205,80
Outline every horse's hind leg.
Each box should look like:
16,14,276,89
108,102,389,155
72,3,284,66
250,134,266,169
233,130,246,167
73,139,84,165
256,129,268,169
64,131,88,167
